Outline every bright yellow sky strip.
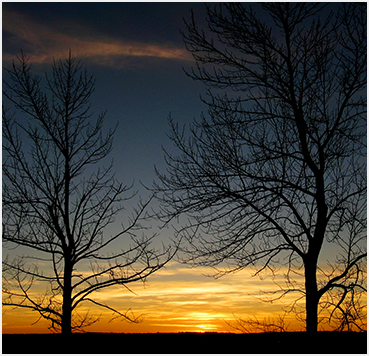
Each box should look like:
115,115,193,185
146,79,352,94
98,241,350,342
2,262,306,334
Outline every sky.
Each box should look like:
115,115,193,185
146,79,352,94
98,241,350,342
2,1,299,334
1,2,365,335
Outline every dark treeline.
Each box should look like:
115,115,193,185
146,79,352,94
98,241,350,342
2,331,367,354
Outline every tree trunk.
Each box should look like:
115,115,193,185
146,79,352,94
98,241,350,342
304,259,319,334
62,258,73,335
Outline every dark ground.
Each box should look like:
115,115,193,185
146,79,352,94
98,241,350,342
2,331,367,354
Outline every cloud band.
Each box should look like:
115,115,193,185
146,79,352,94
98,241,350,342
3,9,192,68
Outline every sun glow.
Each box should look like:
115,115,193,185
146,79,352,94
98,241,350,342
2,262,308,334
196,324,218,332
5,259,362,334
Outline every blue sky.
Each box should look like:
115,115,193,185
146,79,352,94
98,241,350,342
3,2,208,188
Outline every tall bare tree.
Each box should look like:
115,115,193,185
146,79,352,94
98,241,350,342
154,3,366,333
3,53,173,335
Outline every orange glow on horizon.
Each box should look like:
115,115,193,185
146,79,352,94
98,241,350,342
3,262,367,334
3,263,309,334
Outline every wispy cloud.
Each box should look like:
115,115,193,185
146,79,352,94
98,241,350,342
2,261,306,334
71,262,306,333
5,259,355,334
3,9,192,68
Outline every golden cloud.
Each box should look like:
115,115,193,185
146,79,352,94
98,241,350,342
3,9,192,68
3,256,365,333
2,262,307,334
67,262,306,333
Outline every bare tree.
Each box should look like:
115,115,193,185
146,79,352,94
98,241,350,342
2,52,173,335
227,313,290,334
154,3,366,334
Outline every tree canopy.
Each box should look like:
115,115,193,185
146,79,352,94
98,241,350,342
3,53,173,334
154,3,366,333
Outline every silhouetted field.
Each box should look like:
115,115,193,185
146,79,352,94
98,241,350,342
2,331,367,354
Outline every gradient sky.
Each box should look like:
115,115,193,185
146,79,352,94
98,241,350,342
1,2,354,334
3,2,209,186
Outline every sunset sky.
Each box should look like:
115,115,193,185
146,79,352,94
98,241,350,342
2,2,361,335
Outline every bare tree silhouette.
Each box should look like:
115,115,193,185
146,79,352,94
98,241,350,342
2,52,174,335
227,313,291,334
154,3,366,334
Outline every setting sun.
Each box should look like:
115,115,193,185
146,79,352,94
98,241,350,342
196,324,218,332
